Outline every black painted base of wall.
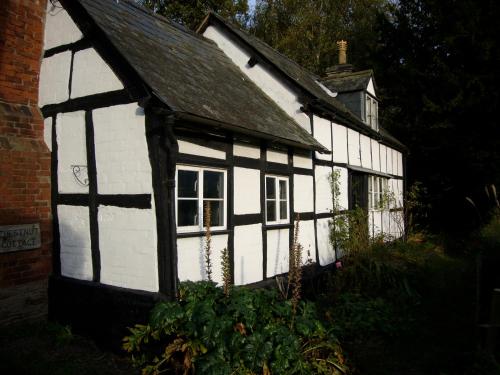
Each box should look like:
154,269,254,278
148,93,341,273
48,275,165,351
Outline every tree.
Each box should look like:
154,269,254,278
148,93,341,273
138,0,249,30
372,0,500,231
249,0,390,74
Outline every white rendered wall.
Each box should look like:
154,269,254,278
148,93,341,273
371,139,380,172
71,48,124,99
332,123,348,164
98,205,159,292
234,167,261,214
367,78,376,97
315,165,333,213
93,104,152,194
177,235,228,285
56,111,88,194
387,147,393,174
317,218,335,266
178,140,226,159
203,25,311,132
44,2,83,50
296,219,316,264
267,228,289,277
313,116,332,161
360,134,372,169
373,211,382,237
381,210,391,236
293,153,313,169
380,144,387,173
333,166,349,210
267,149,288,164
347,129,361,166
234,224,263,285
39,51,71,106
58,205,93,281
234,143,260,159
44,117,52,151
397,152,403,176
294,174,314,212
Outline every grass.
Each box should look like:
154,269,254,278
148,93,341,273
0,320,135,375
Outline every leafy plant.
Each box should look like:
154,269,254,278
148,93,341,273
123,281,348,374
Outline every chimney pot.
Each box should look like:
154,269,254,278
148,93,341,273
337,40,347,65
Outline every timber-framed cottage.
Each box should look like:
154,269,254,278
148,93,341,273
39,0,407,341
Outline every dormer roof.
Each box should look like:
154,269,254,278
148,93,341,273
321,69,377,95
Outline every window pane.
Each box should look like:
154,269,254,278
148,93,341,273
280,200,287,220
279,180,287,200
178,200,198,226
204,200,223,227
266,200,276,222
266,177,276,199
178,170,198,198
204,171,224,198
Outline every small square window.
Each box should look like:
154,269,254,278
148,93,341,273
176,166,226,232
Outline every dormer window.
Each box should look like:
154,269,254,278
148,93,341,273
365,94,378,131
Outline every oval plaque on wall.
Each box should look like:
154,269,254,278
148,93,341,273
0,223,41,253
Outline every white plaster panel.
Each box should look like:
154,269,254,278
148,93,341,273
56,111,88,194
398,152,404,176
71,48,124,99
177,234,228,285
333,167,349,210
315,165,333,214
98,205,158,291
93,104,152,194
203,25,311,132
392,149,399,176
293,153,313,169
233,143,260,159
267,228,289,277
317,218,335,265
267,150,288,164
332,123,348,164
373,210,382,237
234,167,260,214
387,147,393,174
178,140,226,159
381,210,391,237
234,224,263,285
391,210,404,238
396,179,404,208
360,134,372,169
44,3,83,50
313,116,332,161
294,175,314,212
371,140,380,172
367,78,376,97
44,117,52,151
380,144,387,173
58,205,93,281
39,51,71,106
296,219,316,265
347,129,361,166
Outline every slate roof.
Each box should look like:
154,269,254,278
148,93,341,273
67,0,326,152
321,69,375,94
200,13,407,153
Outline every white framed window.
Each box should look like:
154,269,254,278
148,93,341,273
265,175,289,224
176,165,227,232
365,94,378,131
368,175,388,210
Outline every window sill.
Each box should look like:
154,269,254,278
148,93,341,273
264,223,292,230
177,229,230,238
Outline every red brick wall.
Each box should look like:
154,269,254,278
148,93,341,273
0,0,51,298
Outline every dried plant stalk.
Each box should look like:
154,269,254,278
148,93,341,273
204,201,213,282
289,214,303,315
221,247,231,296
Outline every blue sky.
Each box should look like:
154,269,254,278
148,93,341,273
248,0,256,13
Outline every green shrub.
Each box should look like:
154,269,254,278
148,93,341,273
123,281,348,374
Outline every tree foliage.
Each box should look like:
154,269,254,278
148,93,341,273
249,0,389,74
372,0,500,231
138,0,249,30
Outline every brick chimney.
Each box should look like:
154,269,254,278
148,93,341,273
324,40,355,77
0,0,52,325
337,40,347,65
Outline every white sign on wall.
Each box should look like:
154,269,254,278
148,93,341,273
0,223,41,253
